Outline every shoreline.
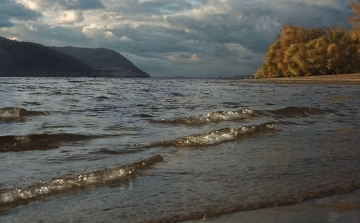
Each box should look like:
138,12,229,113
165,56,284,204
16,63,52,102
184,189,360,223
239,73,360,85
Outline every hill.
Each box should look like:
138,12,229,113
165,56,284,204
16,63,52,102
0,37,92,77
51,47,150,78
0,37,151,78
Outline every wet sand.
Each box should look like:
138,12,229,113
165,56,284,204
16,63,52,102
240,73,360,85
184,190,360,223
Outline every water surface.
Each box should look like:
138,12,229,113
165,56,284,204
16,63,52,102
0,77,359,222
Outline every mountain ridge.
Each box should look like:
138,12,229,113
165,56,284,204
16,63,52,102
0,37,150,78
51,46,150,78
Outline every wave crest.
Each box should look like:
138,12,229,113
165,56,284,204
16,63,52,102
0,155,163,207
0,107,46,121
137,122,277,148
152,107,333,126
153,109,256,126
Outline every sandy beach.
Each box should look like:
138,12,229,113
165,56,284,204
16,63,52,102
241,73,360,85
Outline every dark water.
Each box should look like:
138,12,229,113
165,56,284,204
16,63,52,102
0,77,359,222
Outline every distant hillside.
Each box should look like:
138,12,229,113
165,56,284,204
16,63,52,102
51,47,151,78
0,37,92,77
0,37,151,78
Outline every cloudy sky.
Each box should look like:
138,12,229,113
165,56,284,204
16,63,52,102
0,0,355,77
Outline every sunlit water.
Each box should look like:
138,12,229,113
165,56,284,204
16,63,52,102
0,77,359,222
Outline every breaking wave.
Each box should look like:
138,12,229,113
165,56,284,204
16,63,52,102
152,108,257,126
152,107,332,126
0,155,163,208
137,122,278,148
0,107,47,121
0,134,99,152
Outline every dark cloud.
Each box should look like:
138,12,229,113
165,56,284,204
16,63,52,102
104,0,194,15
271,1,352,28
58,0,105,10
0,19,14,28
163,0,353,55
0,0,42,25
140,1,193,13
20,0,105,11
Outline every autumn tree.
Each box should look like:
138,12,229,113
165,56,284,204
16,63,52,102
254,25,360,78
258,26,328,78
348,0,360,30
254,1,360,78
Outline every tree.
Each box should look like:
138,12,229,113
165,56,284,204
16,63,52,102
349,0,360,30
254,25,360,78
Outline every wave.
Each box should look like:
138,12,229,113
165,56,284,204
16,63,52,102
267,106,333,117
136,122,278,148
152,106,332,126
152,108,257,126
0,133,99,152
133,114,156,118
0,154,163,208
0,107,47,121
149,183,360,223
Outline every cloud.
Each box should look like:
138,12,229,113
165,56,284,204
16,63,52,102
0,0,42,28
1,0,355,77
25,23,37,31
17,0,105,11
105,0,194,15
0,19,14,28
101,12,124,21
82,23,108,38
119,35,133,42
56,10,84,24
59,0,105,10
190,53,199,62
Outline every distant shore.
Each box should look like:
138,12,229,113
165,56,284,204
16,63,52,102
240,73,360,85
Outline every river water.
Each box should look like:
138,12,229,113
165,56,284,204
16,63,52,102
0,77,359,222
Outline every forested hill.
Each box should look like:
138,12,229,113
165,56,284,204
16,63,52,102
51,47,150,78
0,37,151,78
0,37,92,77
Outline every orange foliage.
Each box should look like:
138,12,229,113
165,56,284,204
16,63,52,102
254,1,360,79
255,25,360,78
349,0,360,30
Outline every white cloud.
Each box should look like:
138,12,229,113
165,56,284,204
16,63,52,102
101,11,124,20
56,10,84,24
6,36,21,41
16,0,41,10
120,35,133,42
190,53,199,62
16,0,104,11
82,23,106,38
25,23,37,31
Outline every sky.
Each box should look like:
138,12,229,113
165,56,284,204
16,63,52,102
0,0,355,77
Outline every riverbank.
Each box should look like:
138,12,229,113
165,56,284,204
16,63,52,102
240,73,360,85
